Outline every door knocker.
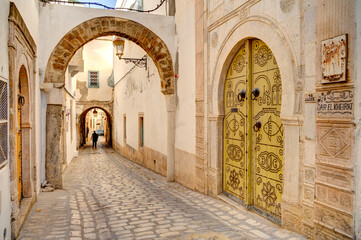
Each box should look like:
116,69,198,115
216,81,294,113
253,121,262,132
251,88,260,100
18,94,25,106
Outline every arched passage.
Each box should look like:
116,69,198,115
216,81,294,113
42,16,176,188
44,17,174,93
78,107,113,148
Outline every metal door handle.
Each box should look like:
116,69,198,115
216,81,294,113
237,89,246,102
253,121,261,132
251,88,260,100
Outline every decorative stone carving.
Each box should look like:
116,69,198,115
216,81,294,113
302,223,314,239
283,211,301,233
316,165,353,190
321,34,347,83
314,222,351,240
239,6,249,22
280,0,296,13
314,203,353,237
303,185,314,203
211,32,218,48
317,123,353,169
316,89,353,118
315,184,353,214
304,167,315,184
302,205,313,221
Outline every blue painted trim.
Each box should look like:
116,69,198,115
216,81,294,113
88,70,99,88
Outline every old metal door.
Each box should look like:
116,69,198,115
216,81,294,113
223,39,283,223
17,80,22,202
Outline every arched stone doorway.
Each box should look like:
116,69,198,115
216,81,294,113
41,17,176,188
209,17,302,229
78,107,113,148
8,3,37,237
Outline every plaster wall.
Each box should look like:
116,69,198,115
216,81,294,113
115,0,167,15
0,168,11,240
143,0,167,15
113,40,167,155
0,0,11,234
64,69,78,166
174,0,196,154
75,39,113,102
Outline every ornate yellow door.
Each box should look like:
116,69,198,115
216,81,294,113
223,39,283,223
17,80,22,203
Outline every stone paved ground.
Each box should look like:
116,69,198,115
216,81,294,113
18,141,306,240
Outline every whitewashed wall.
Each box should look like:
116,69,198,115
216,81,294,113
115,0,167,15
174,0,196,155
75,38,114,102
64,68,78,166
113,40,167,154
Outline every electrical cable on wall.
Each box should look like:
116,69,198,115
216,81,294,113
39,0,167,13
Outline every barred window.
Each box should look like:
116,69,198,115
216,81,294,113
88,71,99,88
0,79,8,167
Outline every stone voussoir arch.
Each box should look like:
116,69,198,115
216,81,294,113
79,105,112,121
44,16,174,94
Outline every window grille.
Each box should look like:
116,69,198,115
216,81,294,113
0,123,7,164
88,71,99,88
0,81,8,120
0,79,7,166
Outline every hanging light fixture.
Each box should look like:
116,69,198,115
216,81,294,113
93,109,98,117
113,37,147,69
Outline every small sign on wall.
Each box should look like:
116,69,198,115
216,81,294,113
305,93,316,103
321,34,347,84
316,89,353,117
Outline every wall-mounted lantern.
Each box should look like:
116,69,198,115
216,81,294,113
113,37,147,69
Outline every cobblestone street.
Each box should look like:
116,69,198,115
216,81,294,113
18,142,305,240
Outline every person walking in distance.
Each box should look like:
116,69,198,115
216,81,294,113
91,131,99,148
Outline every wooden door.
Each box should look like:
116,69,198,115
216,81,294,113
17,80,22,202
223,39,283,223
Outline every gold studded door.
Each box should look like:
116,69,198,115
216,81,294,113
223,39,283,223
223,42,250,204
251,40,283,223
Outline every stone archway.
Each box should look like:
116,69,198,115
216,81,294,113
44,17,174,93
42,16,176,188
78,106,113,148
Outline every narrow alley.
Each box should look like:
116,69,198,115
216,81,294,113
17,141,305,240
